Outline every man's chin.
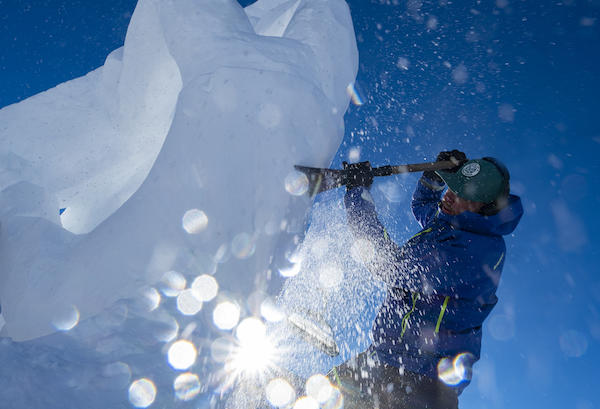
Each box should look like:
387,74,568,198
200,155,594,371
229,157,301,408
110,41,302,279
440,205,454,215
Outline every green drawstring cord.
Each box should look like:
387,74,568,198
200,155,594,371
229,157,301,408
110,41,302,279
435,296,450,334
400,292,419,338
331,367,342,387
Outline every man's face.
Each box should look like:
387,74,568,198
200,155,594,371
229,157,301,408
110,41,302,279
440,189,485,215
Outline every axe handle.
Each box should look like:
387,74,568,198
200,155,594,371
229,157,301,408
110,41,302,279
373,160,457,176
294,160,459,197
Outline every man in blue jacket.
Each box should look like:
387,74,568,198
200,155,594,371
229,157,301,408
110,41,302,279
331,150,523,409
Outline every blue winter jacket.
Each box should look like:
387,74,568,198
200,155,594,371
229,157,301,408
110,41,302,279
344,176,523,385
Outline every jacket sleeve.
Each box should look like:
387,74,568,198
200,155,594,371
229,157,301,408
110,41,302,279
344,187,405,286
411,176,445,228
344,186,500,300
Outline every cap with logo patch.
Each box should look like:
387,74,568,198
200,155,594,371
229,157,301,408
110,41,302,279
435,158,509,203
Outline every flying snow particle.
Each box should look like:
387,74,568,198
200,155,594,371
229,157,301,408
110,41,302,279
580,17,596,27
129,378,156,408
498,103,516,122
452,64,468,84
551,200,588,252
168,340,198,370
427,16,438,30
348,147,361,163
396,57,410,70
547,154,563,170
182,209,208,234
173,372,202,401
378,180,406,203
407,0,423,14
465,30,479,43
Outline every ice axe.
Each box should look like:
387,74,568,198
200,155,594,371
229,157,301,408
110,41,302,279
294,160,457,198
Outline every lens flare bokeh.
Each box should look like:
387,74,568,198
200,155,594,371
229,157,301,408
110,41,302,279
266,378,296,407
176,289,203,315
437,352,475,386
305,374,333,403
128,378,156,408
260,297,285,322
168,340,198,370
173,372,202,401
346,82,364,106
318,265,344,288
293,396,319,409
181,209,208,234
191,274,219,302
52,304,80,331
231,232,256,259
284,171,309,196
159,271,186,297
210,337,233,364
213,301,241,330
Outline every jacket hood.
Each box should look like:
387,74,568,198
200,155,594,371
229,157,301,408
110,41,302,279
439,194,523,236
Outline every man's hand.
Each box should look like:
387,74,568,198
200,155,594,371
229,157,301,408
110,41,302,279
437,150,468,171
423,150,468,183
343,161,374,190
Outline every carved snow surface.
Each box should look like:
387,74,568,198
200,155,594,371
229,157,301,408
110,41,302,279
0,0,357,342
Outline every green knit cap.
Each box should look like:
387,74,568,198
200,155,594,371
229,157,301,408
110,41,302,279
436,159,507,203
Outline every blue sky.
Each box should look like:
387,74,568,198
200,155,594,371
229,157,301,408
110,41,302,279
1,0,599,408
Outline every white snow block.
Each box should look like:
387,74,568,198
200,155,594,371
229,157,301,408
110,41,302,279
0,0,357,341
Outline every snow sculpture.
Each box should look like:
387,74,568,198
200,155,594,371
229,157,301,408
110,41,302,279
0,0,358,341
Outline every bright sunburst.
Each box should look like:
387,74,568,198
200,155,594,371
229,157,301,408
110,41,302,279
225,317,277,380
